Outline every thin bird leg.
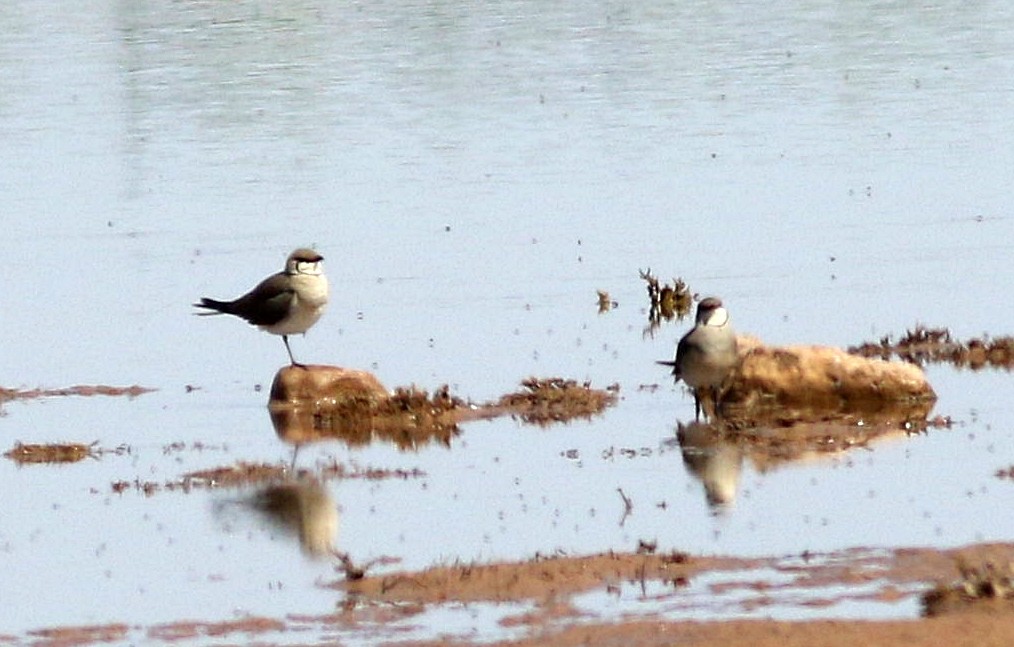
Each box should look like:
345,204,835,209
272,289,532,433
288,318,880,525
283,335,306,368
693,391,702,421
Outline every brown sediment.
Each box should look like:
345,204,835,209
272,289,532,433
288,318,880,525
719,337,936,427
4,441,98,464
0,384,155,403
639,268,693,336
491,612,1014,647
333,543,1014,611
147,617,286,642
849,325,1014,370
268,368,618,449
335,548,723,605
17,544,1014,646
26,623,130,645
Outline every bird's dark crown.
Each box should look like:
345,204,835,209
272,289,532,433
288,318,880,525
288,248,323,263
697,297,723,311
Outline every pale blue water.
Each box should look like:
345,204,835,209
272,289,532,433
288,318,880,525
1,0,1013,641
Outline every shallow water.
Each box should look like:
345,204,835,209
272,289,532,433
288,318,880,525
1,0,1013,640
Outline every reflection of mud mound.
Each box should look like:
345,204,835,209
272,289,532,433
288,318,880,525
677,413,948,507
247,480,338,558
270,385,463,451
721,339,936,427
850,325,1014,370
269,367,618,449
720,418,935,472
496,378,619,426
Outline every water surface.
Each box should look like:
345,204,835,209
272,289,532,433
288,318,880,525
1,0,1013,640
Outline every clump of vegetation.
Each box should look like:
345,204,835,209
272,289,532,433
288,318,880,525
497,377,618,426
849,325,1014,370
639,269,693,336
596,290,617,313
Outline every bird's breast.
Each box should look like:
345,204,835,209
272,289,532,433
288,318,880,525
259,274,328,335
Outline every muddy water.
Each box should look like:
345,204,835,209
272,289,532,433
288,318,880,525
2,0,1013,640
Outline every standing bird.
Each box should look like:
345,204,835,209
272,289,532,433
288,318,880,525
658,297,738,420
194,248,328,367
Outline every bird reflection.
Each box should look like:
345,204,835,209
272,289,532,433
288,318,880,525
247,479,339,558
676,421,744,514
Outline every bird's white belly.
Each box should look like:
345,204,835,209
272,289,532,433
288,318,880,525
681,357,731,389
261,274,328,336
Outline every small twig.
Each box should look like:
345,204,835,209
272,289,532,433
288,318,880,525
617,487,633,526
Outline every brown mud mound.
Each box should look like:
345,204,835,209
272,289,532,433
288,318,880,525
719,338,936,426
269,365,388,406
269,367,618,449
849,325,1014,370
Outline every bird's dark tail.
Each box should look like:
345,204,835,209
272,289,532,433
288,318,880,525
193,298,234,315
655,360,680,379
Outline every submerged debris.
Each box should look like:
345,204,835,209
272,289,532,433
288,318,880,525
639,269,693,337
995,466,1014,481
849,325,1014,370
923,561,1014,617
497,377,619,426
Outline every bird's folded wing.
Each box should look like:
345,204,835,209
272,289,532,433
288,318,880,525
232,273,295,326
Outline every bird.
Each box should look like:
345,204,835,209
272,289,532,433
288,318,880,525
193,248,328,367
657,297,738,420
